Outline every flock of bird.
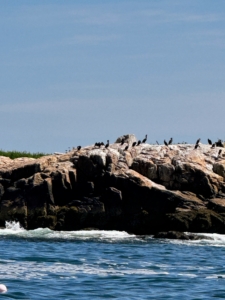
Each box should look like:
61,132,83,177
92,134,148,152
71,136,224,154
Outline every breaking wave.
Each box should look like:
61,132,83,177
2,222,225,246
1,221,138,242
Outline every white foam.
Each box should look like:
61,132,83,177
0,260,169,280
5,220,24,231
0,222,137,242
2,222,225,246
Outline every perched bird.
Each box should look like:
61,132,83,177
120,138,125,145
124,145,129,151
196,138,201,145
168,138,173,145
218,149,222,156
77,146,81,151
105,140,109,149
132,142,137,147
194,144,200,149
156,141,159,145
137,140,141,146
216,139,224,147
100,142,105,146
211,143,216,148
95,142,101,147
208,139,212,145
142,134,147,143
164,140,168,146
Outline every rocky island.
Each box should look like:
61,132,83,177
1,134,225,236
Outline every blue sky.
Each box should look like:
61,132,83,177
1,0,225,152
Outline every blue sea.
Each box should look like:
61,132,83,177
1,222,225,299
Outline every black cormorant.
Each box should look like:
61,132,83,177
194,144,200,149
132,142,137,147
208,139,212,145
168,138,173,145
120,138,125,145
196,138,201,145
124,145,129,151
211,143,216,148
137,140,141,146
216,139,224,147
164,140,168,146
105,140,109,148
142,134,147,143
218,149,222,156
77,146,81,151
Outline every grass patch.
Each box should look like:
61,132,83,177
0,150,50,159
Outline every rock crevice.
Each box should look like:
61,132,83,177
0,136,225,234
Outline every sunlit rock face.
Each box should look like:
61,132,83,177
0,135,225,234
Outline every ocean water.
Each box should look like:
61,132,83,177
1,223,225,299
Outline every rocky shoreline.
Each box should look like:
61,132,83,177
1,134,225,237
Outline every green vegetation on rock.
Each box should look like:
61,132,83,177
0,149,49,159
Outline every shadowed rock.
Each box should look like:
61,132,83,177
1,135,225,233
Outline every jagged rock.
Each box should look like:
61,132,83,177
207,198,225,213
0,184,4,199
0,187,27,227
0,198,27,227
101,187,122,217
106,149,119,172
14,178,27,189
1,135,225,233
0,156,58,181
132,158,158,180
89,149,107,167
115,134,137,145
51,170,73,206
213,160,225,179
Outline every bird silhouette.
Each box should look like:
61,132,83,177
216,139,224,147
105,140,109,148
164,140,168,146
142,134,147,143
208,139,212,145
196,138,201,145
168,138,173,145
120,138,125,145
137,140,141,146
